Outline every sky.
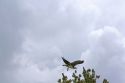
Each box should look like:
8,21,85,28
0,0,125,83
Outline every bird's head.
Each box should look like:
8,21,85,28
81,60,84,63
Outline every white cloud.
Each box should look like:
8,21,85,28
81,26,125,83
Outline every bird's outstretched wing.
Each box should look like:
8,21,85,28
71,60,84,66
62,57,70,65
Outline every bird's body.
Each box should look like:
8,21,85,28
62,57,84,71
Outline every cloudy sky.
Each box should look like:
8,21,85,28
0,0,125,83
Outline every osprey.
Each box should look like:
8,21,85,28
62,57,84,71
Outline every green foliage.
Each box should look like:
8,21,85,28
58,67,109,83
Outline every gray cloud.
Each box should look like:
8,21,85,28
0,0,26,82
13,0,100,82
1,0,125,83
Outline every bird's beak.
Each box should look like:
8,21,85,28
62,65,66,66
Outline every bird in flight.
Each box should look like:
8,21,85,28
62,57,84,71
